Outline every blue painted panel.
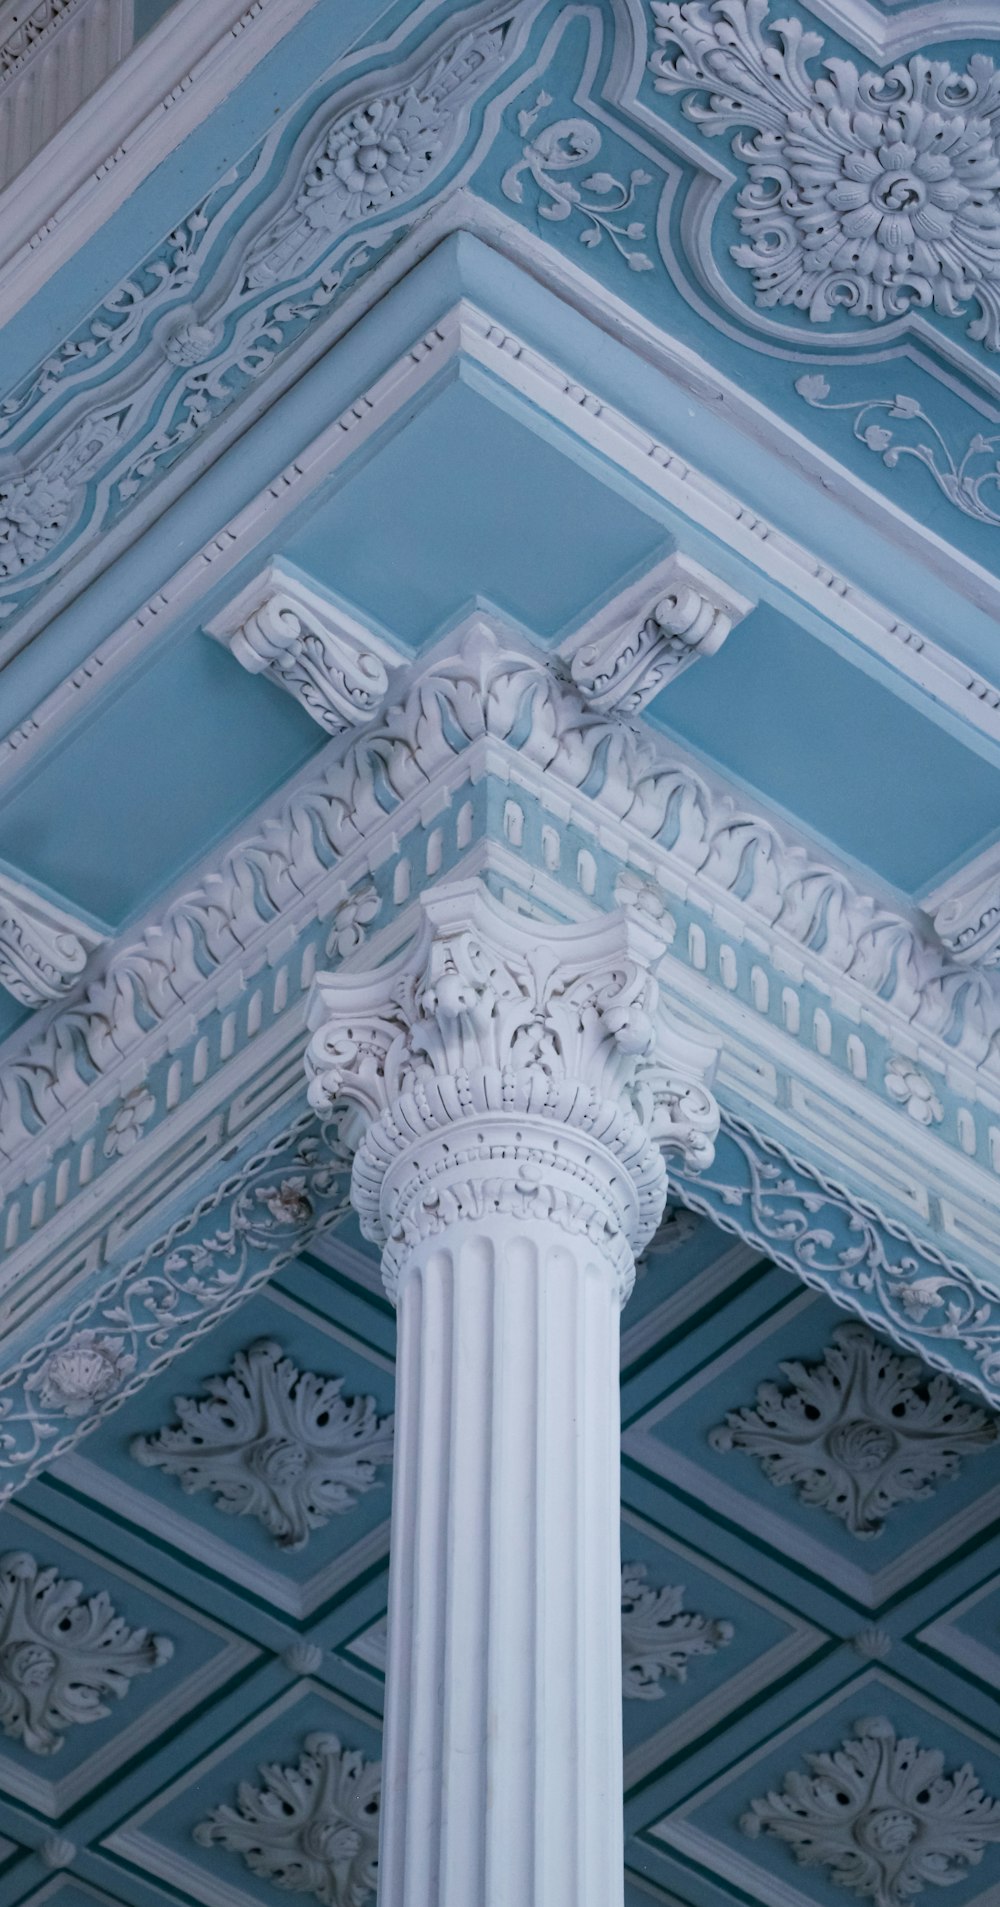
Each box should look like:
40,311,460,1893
133,0,177,35
649,607,1000,894
281,364,671,646
0,632,321,927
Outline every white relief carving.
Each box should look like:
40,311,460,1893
282,1641,324,1675
327,886,381,960
130,1340,394,1549
2,624,997,1197
928,849,1000,969
103,1087,155,1158
621,1562,732,1697
741,1715,1000,1905
852,1627,892,1660
650,1,1000,347
795,377,1000,529
884,1057,943,1127
209,572,392,736
501,92,655,270
570,554,752,712
639,1200,701,1266
194,1731,381,1906
25,1331,136,1417
38,1835,75,1869
709,1322,998,1536
0,868,103,1006
306,876,720,1302
0,1550,172,1754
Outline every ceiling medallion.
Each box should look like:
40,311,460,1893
709,1322,998,1535
742,1715,1000,1904
131,1340,394,1550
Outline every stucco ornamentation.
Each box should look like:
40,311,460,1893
25,1332,136,1418
103,1088,156,1158
884,1057,943,1127
501,94,654,270
570,556,750,713
327,886,381,959
195,1731,381,1907
0,869,103,1006
710,1321,997,1535
306,877,720,1302
795,376,1000,528
0,1550,171,1755
650,0,1000,346
741,1715,1000,1905
215,584,391,736
131,1340,393,1549
930,860,1000,969
621,1563,732,1696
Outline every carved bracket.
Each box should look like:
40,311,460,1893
207,566,395,737
926,845,1000,969
0,868,104,1006
567,552,753,714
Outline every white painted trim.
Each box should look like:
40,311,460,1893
796,0,1000,63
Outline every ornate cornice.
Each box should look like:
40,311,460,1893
0,868,103,1006
306,878,720,1302
208,566,395,736
568,552,753,714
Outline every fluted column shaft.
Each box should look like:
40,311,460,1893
305,881,719,1907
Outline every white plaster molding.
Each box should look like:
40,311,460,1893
305,876,721,1304
207,568,395,736
7,299,1000,781
709,1321,998,1538
0,868,103,1005
790,1,1000,65
926,841,1000,969
195,1731,381,1906
621,1561,733,1697
0,0,328,325
741,1715,1000,1904
0,0,131,190
130,1338,393,1548
0,1546,171,1755
568,552,753,713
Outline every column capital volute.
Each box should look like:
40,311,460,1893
305,880,719,1301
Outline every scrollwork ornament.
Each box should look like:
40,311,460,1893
649,0,1000,347
621,1563,732,1697
741,1716,1000,1905
195,1731,380,1906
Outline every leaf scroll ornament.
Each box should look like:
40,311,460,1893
502,93,654,269
649,0,1000,347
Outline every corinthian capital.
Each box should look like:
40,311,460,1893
305,881,719,1301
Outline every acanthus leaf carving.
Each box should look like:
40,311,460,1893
209,571,393,736
194,1730,381,1907
501,93,655,271
621,1562,732,1697
709,1320,998,1536
0,1549,172,1755
130,1339,393,1549
305,875,720,1301
569,553,752,713
741,1715,1000,1905
0,868,104,1006
649,0,1000,348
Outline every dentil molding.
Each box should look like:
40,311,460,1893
207,567,395,735
305,876,721,1303
0,867,104,1006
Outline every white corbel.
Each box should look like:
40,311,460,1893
567,551,754,715
0,869,104,1006
207,565,396,736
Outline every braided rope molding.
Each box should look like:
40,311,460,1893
1,626,999,1205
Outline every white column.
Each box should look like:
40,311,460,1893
306,880,719,1907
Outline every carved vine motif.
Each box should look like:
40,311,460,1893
741,1716,1000,1905
195,1731,381,1906
795,375,1000,528
0,6,521,623
709,1321,998,1536
0,1550,172,1754
0,1120,352,1491
131,1341,393,1549
621,1563,733,1697
649,0,1000,347
501,94,654,270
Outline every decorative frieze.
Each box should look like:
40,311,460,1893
741,1716,1000,1904
710,1322,998,1537
0,1549,171,1755
131,1340,393,1549
208,570,394,737
621,1563,732,1697
570,554,752,714
195,1731,381,1906
0,868,103,1006
650,1,1000,350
